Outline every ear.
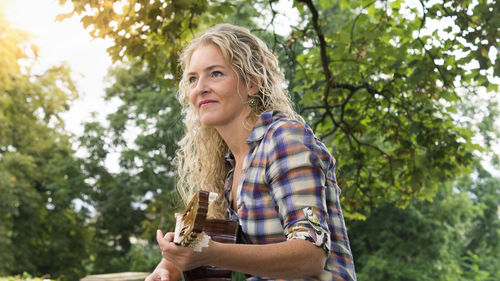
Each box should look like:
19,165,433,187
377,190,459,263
248,83,260,96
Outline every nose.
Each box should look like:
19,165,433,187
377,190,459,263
191,76,209,97
189,76,209,108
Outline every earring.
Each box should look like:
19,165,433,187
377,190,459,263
247,95,262,113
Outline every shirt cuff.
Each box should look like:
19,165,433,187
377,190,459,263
284,207,331,254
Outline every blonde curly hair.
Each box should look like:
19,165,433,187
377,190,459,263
175,24,302,204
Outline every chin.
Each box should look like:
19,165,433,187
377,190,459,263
199,116,219,127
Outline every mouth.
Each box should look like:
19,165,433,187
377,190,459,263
199,100,217,107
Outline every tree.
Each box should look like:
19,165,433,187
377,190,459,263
348,167,500,281
459,164,500,281
288,0,498,218
349,188,475,281
456,97,500,281
0,8,91,280
76,63,184,273
57,0,234,87
60,0,499,219
348,152,500,281
348,78,500,281
53,0,500,278
65,1,285,273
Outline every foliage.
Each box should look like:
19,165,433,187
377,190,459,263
128,242,163,272
57,0,233,87
64,1,269,274
75,63,185,273
350,191,473,280
0,272,53,281
349,78,500,281
288,0,498,218
0,8,91,281
7,0,494,277
349,160,500,281
61,0,499,220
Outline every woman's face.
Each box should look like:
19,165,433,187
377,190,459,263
187,44,254,129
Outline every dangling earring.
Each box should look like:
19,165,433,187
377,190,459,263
247,95,262,113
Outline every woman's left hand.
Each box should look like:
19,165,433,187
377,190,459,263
156,230,212,271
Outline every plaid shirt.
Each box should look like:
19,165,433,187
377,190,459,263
224,111,356,281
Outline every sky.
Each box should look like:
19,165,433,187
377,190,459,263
4,0,124,172
5,0,115,137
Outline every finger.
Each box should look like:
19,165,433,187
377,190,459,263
157,229,164,240
157,231,177,251
164,232,175,243
174,213,181,219
157,230,168,249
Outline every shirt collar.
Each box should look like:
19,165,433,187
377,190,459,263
224,110,288,166
246,110,288,144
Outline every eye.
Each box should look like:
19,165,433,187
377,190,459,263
211,71,223,78
188,76,197,84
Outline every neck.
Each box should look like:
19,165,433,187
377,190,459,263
216,112,257,160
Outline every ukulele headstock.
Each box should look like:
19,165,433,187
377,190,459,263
174,190,210,248
171,190,240,281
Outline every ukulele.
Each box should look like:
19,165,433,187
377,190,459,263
174,190,239,281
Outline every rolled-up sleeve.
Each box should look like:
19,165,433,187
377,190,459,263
265,121,332,254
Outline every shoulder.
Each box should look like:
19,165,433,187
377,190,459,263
251,111,336,165
264,113,315,141
264,115,323,154
261,114,335,167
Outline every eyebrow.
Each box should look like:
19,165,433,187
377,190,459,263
187,65,225,76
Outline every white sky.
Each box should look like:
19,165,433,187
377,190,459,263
5,0,115,138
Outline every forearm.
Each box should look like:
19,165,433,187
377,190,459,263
207,238,326,279
157,230,326,279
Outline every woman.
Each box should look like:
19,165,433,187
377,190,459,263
145,24,356,281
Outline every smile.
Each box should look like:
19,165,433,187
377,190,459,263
199,100,217,107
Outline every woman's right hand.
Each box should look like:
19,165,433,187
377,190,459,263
144,258,182,281
145,213,183,281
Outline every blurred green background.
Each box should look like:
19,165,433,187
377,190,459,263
1,0,499,280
